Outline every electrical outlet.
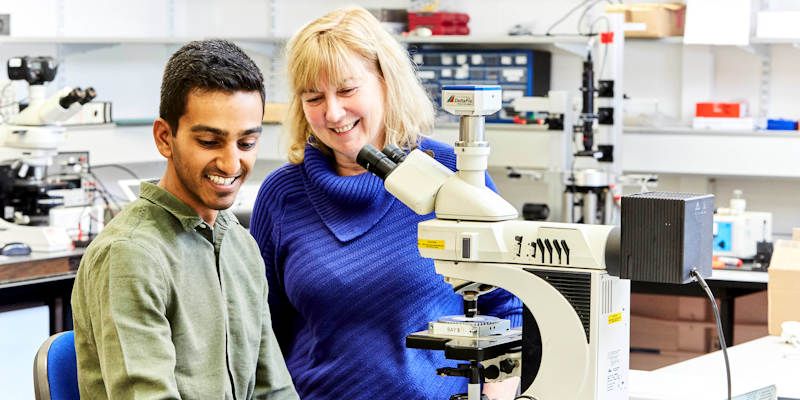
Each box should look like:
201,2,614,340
0,15,9,35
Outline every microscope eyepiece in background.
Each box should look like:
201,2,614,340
356,144,397,180
59,88,85,109
79,87,97,105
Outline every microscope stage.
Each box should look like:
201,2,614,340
406,327,522,362
430,315,511,338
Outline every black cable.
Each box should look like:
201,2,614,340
690,269,732,400
514,395,537,400
90,164,140,179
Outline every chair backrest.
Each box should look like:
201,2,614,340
33,330,80,400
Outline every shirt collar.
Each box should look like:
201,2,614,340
139,181,236,231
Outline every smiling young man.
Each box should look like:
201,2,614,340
71,40,298,400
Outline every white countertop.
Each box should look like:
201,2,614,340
630,336,800,399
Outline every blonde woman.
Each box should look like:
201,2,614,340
251,6,521,399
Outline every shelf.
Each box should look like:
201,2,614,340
624,126,800,138
750,37,800,44
622,126,800,178
0,36,286,45
626,36,684,44
398,34,590,45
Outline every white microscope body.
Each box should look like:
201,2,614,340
357,85,630,400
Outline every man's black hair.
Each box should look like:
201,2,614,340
159,39,265,134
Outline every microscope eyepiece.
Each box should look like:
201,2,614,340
381,144,407,164
356,144,397,180
79,87,97,105
59,88,85,109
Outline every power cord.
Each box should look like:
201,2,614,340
690,268,732,400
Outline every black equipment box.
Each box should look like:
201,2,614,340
621,192,715,284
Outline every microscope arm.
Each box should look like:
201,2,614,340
435,260,591,398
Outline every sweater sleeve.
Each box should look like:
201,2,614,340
250,178,297,354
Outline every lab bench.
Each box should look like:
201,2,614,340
0,249,83,334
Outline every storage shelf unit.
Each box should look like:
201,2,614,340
432,123,800,179
622,126,800,178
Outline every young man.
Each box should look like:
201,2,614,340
71,40,298,399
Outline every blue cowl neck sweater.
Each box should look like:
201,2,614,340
250,138,521,400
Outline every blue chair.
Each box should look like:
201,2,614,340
33,330,80,400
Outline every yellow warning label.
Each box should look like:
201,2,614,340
608,312,623,325
418,239,446,250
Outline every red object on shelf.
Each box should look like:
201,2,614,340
695,102,747,118
600,31,614,43
408,12,470,35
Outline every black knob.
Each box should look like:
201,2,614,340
522,203,549,221
499,358,517,374
483,365,500,380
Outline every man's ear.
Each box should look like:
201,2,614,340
153,118,174,158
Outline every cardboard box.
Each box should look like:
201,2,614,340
768,229,800,335
630,350,702,371
631,315,715,353
606,3,685,38
733,323,768,345
735,291,768,325
631,294,710,321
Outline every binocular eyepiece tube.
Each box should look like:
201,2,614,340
58,86,97,109
356,144,398,181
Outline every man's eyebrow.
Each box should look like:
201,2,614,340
241,126,263,136
190,125,228,136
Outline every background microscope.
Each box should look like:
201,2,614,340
0,56,99,251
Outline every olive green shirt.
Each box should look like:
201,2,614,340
71,182,298,400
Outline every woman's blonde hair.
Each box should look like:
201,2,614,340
284,6,435,164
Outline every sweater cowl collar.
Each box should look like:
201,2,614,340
301,144,395,242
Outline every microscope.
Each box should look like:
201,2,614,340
0,56,97,251
357,85,714,399
565,51,616,226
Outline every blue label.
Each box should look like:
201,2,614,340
713,222,733,252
